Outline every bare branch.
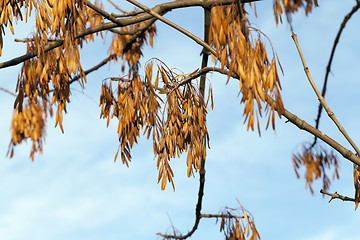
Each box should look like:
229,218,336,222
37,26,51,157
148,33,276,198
176,65,360,167
106,0,126,13
199,7,211,97
172,61,360,167
158,213,245,239
0,87,16,97
312,2,360,147
178,67,238,87
169,60,360,167
126,0,217,57
200,213,244,219
0,40,63,69
265,95,360,166
111,9,145,18
69,54,116,85
85,1,123,24
320,189,355,203
292,32,360,157
15,38,59,43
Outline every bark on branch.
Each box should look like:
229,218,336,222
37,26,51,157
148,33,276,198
292,32,360,157
0,0,259,70
320,189,355,203
170,66,360,167
312,2,360,147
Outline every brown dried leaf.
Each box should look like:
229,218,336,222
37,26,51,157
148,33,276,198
219,200,260,240
210,4,283,133
273,0,318,25
8,101,49,160
293,144,339,194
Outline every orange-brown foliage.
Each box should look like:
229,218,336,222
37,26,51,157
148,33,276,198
210,4,284,134
293,146,339,194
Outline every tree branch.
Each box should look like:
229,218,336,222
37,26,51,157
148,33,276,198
173,63,360,167
320,189,355,203
0,87,16,97
107,28,137,35
111,9,144,18
157,6,212,240
312,2,360,148
172,63,360,167
292,32,360,157
0,0,259,70
85,1,123,24
125,0,217,57
0,40,64,69
265,95,360,166
69,54,116,85
179,63,360,166
178,67,238,87
14,38,59,42
106,0,126,13
200,213,244,219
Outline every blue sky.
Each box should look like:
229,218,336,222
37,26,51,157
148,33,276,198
1,0,360,239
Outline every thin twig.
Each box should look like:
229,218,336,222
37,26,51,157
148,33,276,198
125,0,217,57
200,213,244,219
178,67,238,87
15,38,59,43
0,87,16,97
85,1,122,24
48,54,116,93
107,0,127,13
291,32,360,157
69,54,116,85
70,88,98,105
312,2,360,148
320,189,355,203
